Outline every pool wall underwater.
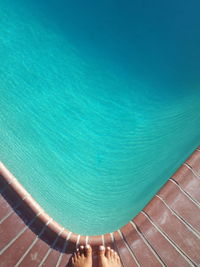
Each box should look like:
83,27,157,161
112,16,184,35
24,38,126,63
1,146,200,266
1,0,200,235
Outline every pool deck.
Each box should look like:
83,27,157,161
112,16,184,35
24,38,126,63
0,147,200,266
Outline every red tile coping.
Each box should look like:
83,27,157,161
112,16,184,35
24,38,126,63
1,146,200,266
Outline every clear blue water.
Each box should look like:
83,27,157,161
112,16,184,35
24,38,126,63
0,0,200,235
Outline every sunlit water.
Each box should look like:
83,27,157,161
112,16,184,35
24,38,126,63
0,0,200,235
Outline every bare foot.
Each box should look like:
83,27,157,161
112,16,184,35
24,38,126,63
98,246,121,267
71,245,92,267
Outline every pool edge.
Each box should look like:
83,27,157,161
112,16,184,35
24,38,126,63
0,146,200,246
0,146,200,265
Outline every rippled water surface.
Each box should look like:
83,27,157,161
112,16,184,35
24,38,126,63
0,0,200,234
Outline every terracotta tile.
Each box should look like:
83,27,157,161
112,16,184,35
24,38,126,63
29,216,48,236
143,197,200,265
14,202,39,225
60,229,70,239
38,222,59,246
1,189,36,229
54,235,67,251
1,186,24,208
104,233,114,249
88,235,103,252
59,252,73,267
23,196,43,215
37,211,52,223
113,231,138,267
0,211,26,250
88,235,103,246
186,150,200,175
0,175,9,191
158,180,200,232
19,224,58,267
172,165,200,203
61,238,72,254
0,226,37,266
0,168,14,185
40,248,62,267
1,149,200,267
121,222,162,266
19,239,50,267
56,239,73,267
78,235,86,246
65,233,77,252
0,164,16,183
134,213,190,266
0,194,13,221
47,218,64,234
10,179,28,200
41,228,69,266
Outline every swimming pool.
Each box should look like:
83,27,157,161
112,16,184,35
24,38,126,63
0,0,200,235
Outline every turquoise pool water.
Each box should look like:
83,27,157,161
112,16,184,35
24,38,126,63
0,0,200,235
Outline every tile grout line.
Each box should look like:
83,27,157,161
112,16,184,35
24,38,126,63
110,232,115,250
155,195,200,239
169,178,200,207
0,211,43,256
0,152,199,266
14,218,53,267
85,236,89,246
0,194,29,224
184,163,200,179
76,234,80,248
117,229,141,267
110,232,114,244
38,227,65,267
56,232,72,267
101,235,105,246
129,221,166,266
0,209,14,224
55,242,67,267
141,211,195,266
110,232,125,267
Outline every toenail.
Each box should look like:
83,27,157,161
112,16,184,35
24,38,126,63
99,245,105,250
107,247,111,250
80,245,84,249
86,244,90,249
